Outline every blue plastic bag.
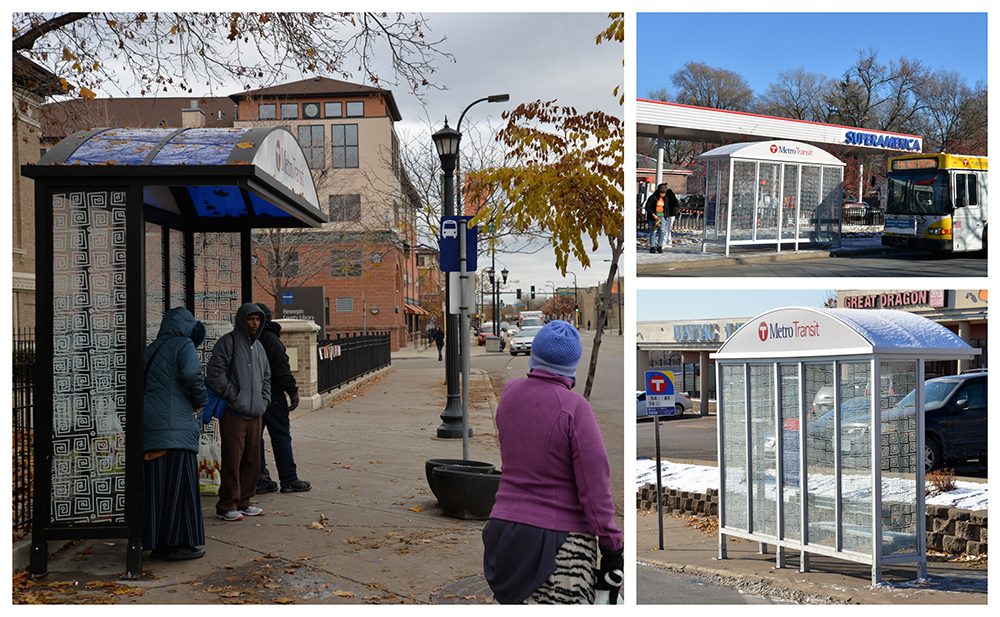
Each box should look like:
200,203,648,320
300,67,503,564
202,380,227,424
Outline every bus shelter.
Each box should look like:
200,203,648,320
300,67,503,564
710,307,979,584
21,127,327,578
698,140,846,255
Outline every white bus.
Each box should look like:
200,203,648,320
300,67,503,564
882,153,987,253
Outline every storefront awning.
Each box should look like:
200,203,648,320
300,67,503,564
405,304,429,315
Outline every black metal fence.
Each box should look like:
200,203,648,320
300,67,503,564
317,331,392,394
12,329,34,531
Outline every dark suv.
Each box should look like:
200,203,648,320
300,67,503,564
804,372,987,472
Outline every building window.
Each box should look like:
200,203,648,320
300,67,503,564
298,125,325,169
259,103,277,120
280,103,299,119
329,194,361,222
325,102,342,118
346,101,364,117
336,297,353,312
330,250,362,277
331,124,359,168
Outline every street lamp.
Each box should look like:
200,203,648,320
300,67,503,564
431,120,467,439
566,271,578,328
455,94,509,213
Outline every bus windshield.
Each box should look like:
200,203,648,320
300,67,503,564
885,171,950,216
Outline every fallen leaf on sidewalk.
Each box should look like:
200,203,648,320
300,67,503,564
311,522,325,529
407,506,423,512
333,590,355,597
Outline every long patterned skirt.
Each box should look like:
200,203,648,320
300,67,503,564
526,533,598,604
142,449,205,551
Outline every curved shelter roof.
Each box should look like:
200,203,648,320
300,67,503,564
24,127,326,228
697,140,846,167
713,307,979,360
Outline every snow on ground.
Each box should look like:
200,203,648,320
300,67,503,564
636,459,988,511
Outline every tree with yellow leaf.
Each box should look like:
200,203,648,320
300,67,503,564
470,13,623,399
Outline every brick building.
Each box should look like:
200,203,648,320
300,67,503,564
36,77,429,350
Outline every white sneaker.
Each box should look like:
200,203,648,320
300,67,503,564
240,505,264,517
217,510,243,521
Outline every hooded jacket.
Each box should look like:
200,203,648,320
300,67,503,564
143,307,209,453
206,303,271,419
255,303,298,397
644,186,680,220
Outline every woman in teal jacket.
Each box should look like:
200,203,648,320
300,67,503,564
143,307,209,561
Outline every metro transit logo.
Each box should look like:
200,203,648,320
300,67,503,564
758,322,769,342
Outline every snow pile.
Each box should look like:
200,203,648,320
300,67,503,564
636,459,988,511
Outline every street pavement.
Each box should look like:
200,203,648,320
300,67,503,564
636,233,913,276
15,343,510,605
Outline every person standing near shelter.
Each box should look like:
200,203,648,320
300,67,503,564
207,302,271,521
644,183,668,253
142,307,209,560
254,302,310,495
482,321,623,604
433,326,445,361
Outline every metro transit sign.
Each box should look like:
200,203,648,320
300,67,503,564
644,370,676,417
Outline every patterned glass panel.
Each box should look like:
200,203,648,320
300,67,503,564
799,166,821,241
820,167,843,241
839,362,872,554
720,364,747,531
781,164,799,241
169,227,187,310
749,364,776,536
146,223,165,344
193,232,242,455
779,364,801,542
706,161,719,240
881,361,919,555
50,190,128,524
731,161,756,241
804,363,835,547
756,163,781,240
718,162,730,239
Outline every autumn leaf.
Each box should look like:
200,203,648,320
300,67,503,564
407,506,423,512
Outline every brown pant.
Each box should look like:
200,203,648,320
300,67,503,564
216,412,263,515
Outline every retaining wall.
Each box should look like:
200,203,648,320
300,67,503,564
636,483,988,556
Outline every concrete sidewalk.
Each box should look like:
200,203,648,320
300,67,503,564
637,501,988,605
15,358,503,605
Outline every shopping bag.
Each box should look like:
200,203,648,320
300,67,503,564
198,426,222,495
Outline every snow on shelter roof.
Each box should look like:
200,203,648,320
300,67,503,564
713,307,979,360
697,140,846,167
23,127,326,228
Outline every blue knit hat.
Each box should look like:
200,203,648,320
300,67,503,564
528,321,583,377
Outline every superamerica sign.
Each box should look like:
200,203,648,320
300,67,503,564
757,319,821,343
844,130,921,152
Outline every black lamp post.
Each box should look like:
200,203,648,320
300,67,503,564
432,121,468,438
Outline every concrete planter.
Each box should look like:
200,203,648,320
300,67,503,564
425,459,495,504
431,465,502,520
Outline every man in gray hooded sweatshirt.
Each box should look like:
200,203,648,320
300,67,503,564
207,302,271,521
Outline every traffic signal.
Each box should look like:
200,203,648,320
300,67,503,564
517,288,522,299
530,286,535,299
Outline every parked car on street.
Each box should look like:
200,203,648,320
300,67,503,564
509,326,542,356
477,322,495,346
802,372,987,472
636,390,693,420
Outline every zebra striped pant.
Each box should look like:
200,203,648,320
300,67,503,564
525,533,598,605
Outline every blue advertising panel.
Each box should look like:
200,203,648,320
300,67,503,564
439,216,478,272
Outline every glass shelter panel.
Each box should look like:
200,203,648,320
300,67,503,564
750,364,776,536
800,166,822,241
757,163,781,240
820,167,843,242
779,364,801,542
880,361,919,555
720,364,747,531
146,223,165,344
719,162,730,240
839,362,873,554
193,231,242,365
781,164,799,241
706,161,720,241
731,161,756,241
805,363,835,547
50,189,129,524
169,228,186,309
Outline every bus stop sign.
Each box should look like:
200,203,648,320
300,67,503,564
645,370,676,417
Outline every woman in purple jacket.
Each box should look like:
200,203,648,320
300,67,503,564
483,320,624,604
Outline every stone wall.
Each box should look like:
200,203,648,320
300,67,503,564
275,319,320,409
926,504,988,555
636,484,989,556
